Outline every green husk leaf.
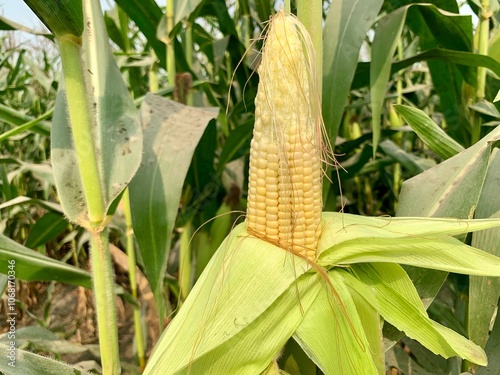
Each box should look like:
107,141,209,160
319,212,500,250
293,270,380,374
347,283,385,374
319,233,500,276
144,224,319,374
182,273,320,375
343,265,487,365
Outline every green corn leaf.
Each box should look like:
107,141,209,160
393,104,464,159
0,342,91,375
469,150,500,349
216,120,253,173
0,326,88,355
477,312,500,374
469,100,500,118
175,0,204,24
129,94,218,320
51,0,142,225
23,0,83,37
293,270,380,375
113,0,166,67
0,103,51,137
0,234,91,288
353,48,500,92
397,126,500,218
0,196,63,214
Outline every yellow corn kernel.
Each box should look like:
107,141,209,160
246,11,326,261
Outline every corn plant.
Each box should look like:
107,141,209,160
1,0,500,374
143,9,500,375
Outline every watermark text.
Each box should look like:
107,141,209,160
5,259,16,367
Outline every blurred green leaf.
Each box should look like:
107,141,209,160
278,338,317,375
0,234,91,288
371,6,406,155
254,0,273,24
407,4,473,145
0,103,51,137
322,0,384,145
0,326,88,355
371,4,474,150
469,100,500,118
114,0,166,67
0,342,91,375
0,15,53,39
477,311,500,374
379,139,428,175
353,48,500,91
25,212,68,249
0,196,64,214
217,120,253,173
394,104,464,159
175,0,205,24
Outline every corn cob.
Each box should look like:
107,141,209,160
246,11,324,261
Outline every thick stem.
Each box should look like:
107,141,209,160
122,188,146,370
90,228,120,374
166,0,176,87
59,36,105,225
149,51,159,93
297,0,323,95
